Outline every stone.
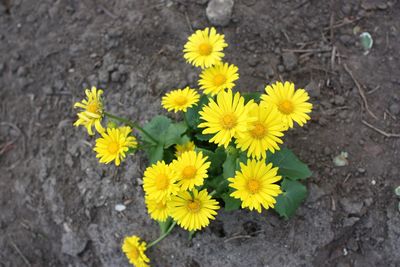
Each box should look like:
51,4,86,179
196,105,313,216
307,183,326,203
206,0,234,27
305,80,321,98
389,103,400,115
61,231,88,256
265,65,274,78
334,95,346,105
99,70,109,83
343,216,360,227
340,198,364,215
282,52,298,71
248,55,259,67
110,71,121,82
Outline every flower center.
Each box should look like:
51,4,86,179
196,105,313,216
108,142,120,154
87,102,100,113
174,95,188,106
187,199,201,213
247,179,261,194
250,122,267,139
213,74,227,86
182,166,197,179
278,100,294,114
129,246,139,259
198,43,212,56
221,113,237,129
155,174,169,190
156,201,166,210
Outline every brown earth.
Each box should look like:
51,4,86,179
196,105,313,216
1,0,399,266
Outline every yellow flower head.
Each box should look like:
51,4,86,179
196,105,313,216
162,87,200,113
228,159,282,213
171,151,211,191
168,189,219,231
143,161,179,202
122,235,150,267
235,102,285,159
145,196,169,222
94,126,137,166
175,141,196,158
73,86,105,135
183,27,228,68
199,62,239,96
199,90,256,148
261,81,312,129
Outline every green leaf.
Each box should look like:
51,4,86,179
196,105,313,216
274,179,307,219
243,92,262,103
163,122,187,148
223,148,238,179
185,95,210,129
147,143,164,164
195,132,213,141
158,217,173,234
267,148,312,180
141,115,171,143
198,147,226,174
221,192,241,211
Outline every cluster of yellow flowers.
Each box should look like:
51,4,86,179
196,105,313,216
73,27,312,267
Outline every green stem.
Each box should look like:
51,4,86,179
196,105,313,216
148,221,177,248
209,190,217,196
104,112,158,144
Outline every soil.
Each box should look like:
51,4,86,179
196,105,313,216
1,0,400,266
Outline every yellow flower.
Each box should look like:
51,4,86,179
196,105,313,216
261,81,312,129
175,141,196,158
171,151,211,191
199,62,239,96
183,27,228,68
199,90,256,148
94,126,137,166
161,87,200,113
168,189,219,231
235,102,285,159
122,235,150,267
228,159,282,213
143,161,179,202
145,196,169,222
73,86,105,135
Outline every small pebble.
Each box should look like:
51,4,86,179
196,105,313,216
115,204,126,212
206,0,234,27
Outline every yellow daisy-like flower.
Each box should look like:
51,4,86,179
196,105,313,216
175,141,196,158
261,81,312,129
235,102,285,159
94,126,137,166
183,27,228,68
143,161,179,202
199,62,239,96
122,235,150,267
228,159,282,213
171,151,211,191
161,87,200,113
199,90,256,148
73,86,105,135
168,189,219,231
145,196,169,222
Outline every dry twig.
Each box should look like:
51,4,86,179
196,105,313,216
9,239,31,266
343,63,378,120
361,120,400,138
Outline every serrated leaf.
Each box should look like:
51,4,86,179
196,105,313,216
163,122,187,148
267,148,312,180
146,143,164,164
221,192,241,211
141,115,171,144
274,179,307,219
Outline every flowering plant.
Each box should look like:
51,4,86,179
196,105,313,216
73,27,312,266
